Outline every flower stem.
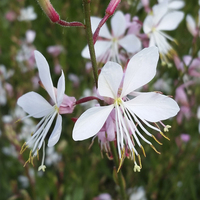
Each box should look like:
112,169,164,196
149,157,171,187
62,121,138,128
110,141,127,200
82,0,98,88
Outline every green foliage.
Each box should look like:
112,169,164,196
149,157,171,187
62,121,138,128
1,0,200,200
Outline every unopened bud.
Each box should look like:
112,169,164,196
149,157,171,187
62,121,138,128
37,0,60,23
106,0,121,15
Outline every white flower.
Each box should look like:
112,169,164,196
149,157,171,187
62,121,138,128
82,11,141,63
0,65,14,105
129,186,147,200
73,47,180,169
17,50,65,166
18,6,37,21
143,1,184,65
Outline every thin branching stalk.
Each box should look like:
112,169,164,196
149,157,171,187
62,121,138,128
82,0,98,88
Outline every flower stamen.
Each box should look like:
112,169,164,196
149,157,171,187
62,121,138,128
152,135,163,145
117,147,125,173
20,142,28,154
137,154,142,169
160,131,170,141
150,144,161,154
140,145,146,157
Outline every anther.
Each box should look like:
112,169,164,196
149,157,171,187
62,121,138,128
117,147,125,173
37,149,39,160
20,142,28,154
140,145,146,157
160,132,170,141
137,154,142,169
132,148,136,162
150,145,161,154
152,135,163,145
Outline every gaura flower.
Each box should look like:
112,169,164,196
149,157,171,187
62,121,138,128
82,11,141,64
17,50,76,171
73,47,180,171
18,6,37,21
143,1,184,65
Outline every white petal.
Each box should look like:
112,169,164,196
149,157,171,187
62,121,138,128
81,45,90,59
48,114,62,147
186,14,197,36
98,61,123,99
121,47,159,97
17,91,53,118
157,11,184,31
95,41,112,58
149,34,156,46
111,11,126,38
56,71,65,107
124,92,180,122
72,105,114,141
118,34,142,53
143,15,154,34
152,2,168,25
81,41,112,59
169,1,185,9
91,17,112,39
34,50,56,103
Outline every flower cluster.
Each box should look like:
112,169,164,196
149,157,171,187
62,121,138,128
15,0,183,173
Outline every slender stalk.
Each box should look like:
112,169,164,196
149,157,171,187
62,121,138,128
82,0,98,88
110,142,127,200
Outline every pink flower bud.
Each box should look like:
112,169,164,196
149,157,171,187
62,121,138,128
106,0,121,15
37,0,60,23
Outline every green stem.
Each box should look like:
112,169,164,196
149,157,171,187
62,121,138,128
82,0,98,88
110,142,127,200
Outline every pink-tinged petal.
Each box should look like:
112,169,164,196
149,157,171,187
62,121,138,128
98,61,123,99
17,91,53,118
72,105,114,141
124,92,180,122
121,47,159,97
143,15,154,34
186,14,197,36
157,11,184,31
105,114,116,141
111,11,126,37
118,34,142,53
91,17,112,39
59,95,76,114
81,41,112,59
56,70,65,107
34,50,56,103
48,114,62,147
